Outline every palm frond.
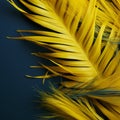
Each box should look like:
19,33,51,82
37,87,103,120
9,0,120,119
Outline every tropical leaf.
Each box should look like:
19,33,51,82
8,0,120,119
37,87,103,120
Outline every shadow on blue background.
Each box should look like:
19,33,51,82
0,1,51,120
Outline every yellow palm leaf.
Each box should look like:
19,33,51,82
8,0,120,119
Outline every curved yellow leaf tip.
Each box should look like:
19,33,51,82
9,0,120,119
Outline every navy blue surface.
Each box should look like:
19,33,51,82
0,1,47,120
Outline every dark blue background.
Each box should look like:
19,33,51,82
0,1,48,120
